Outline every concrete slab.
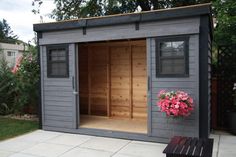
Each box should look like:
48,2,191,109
112,154,134,157
210,134,220,144
0,150,14,157
131,140,167,146
21,143,73,157
218,152,236,157
0,140,37,152
218,144,236,157
9,153,41,157
217,134,236,157
212,151,218,157
13,130,62,143
60,147,112,157
118,142,166,157
80,136,130,153
210,134,220,155
220,135,236,144
46,133,91,146
0,130,235,157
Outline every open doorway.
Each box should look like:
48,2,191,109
78,39,147,133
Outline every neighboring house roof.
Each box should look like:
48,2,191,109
33,3,212,33
0,42,29,52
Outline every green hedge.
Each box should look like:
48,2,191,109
0,47,39,115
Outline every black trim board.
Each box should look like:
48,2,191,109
37,32,42,129
33,4,211,32
199,15,211,138
74,44,79,129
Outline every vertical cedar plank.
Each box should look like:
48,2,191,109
129,43,133,118
107,47,111,117
88,47,91,115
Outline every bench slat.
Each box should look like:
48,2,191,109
163,136,182,153
181,137,192,155
187,138,198,155
201,139,214,157
193,138,205,156
163,136,214,157
175,137,188,154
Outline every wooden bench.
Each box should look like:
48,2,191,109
163,136,214,157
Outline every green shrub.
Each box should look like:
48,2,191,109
0,54,16,115
0,46,39,115
13,47,40,114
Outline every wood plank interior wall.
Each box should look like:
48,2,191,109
110,46,130,118
89,46,109,116
78,40,147,119
79,46,89,115
132,45,147,118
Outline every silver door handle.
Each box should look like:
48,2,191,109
73,91,78,95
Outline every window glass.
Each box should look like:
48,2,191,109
50,62,67,76
7,51,15,57
160,41,184,57
47,46,68,77
49,49,66,61
160,58,185,74
156,36,189,77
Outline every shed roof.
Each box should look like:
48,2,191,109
33,3,212,32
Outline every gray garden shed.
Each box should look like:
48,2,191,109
33,3,212,143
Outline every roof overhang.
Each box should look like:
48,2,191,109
33,3,212,32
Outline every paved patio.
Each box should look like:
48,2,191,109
0,130,235,157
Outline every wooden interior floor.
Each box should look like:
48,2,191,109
79,115,147,134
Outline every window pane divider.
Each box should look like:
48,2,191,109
160,56,185,59
48,61,67,63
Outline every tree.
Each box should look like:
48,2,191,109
0,19,18,43
213,0,236,46
33,0,211,21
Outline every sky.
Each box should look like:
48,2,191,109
0,0,56,43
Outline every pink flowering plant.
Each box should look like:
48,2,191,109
157,90,194,117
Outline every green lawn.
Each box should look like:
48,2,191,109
0,117,38,141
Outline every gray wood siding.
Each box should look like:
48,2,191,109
39,18,199,45
39,16,203,142
149,35,199,139
41,44,76,129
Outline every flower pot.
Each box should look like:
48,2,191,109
228,112,236,135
